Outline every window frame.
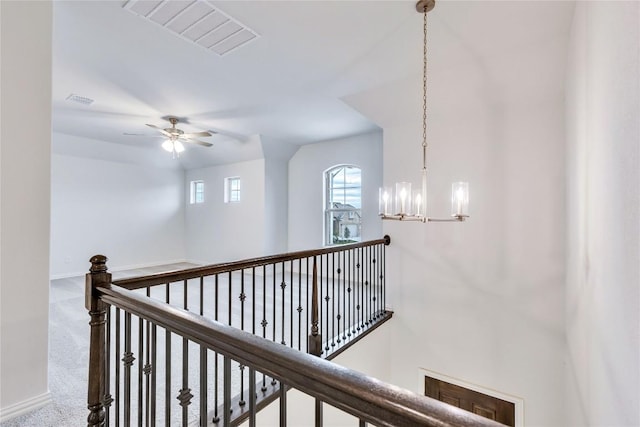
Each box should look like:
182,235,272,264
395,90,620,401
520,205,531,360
324,165,362,246
190,180,204,204
224,176,241,203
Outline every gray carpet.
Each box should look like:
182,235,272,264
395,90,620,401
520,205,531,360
0,263,197,427
1,261,377,426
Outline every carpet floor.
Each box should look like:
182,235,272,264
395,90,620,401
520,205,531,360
0,263,197,427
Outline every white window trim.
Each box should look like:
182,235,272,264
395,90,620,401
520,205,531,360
323,165,362,246
190,180,204,204
224,176,241,203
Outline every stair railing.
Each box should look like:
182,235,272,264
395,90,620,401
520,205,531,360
87,237,400,425
86,249,502,427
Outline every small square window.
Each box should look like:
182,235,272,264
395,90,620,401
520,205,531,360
190,180,204,204
224,177,241,203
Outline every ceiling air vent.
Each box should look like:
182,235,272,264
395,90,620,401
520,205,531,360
66,94,95,105
123,0,259,56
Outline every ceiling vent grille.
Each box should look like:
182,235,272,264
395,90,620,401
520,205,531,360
123,0,259,56
66,94,95,105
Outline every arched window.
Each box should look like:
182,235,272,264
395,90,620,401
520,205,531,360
325,165,361,246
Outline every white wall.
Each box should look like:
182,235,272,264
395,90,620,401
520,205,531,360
565,2,640,426
248,321,392,427
288,131,383,251
381,101,566,427
185,159,266,264
264,157,289,255
341,8,568,425
0,0,53,418
50,149,186,277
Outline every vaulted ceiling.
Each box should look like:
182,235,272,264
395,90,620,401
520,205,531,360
51,1,575,169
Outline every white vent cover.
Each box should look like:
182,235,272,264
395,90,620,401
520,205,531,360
66,94,95,105
123,0,259,56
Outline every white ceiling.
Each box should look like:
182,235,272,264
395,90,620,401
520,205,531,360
51,0,575,169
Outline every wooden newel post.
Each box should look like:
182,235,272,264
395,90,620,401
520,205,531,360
308,256,322,356
86,255,111,427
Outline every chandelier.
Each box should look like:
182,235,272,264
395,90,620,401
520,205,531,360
379,0,469,223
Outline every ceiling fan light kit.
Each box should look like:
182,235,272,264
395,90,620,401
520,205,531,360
379,0,470,223
145,117,213,158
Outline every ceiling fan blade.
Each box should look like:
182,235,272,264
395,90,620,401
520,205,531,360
184,138,213,147
146,124,171,136
123,132,162,137
182,131,212,138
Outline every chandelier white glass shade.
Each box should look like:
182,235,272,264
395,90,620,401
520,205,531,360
379,0,469,223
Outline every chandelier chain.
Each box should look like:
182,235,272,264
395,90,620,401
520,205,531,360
422,6,428,171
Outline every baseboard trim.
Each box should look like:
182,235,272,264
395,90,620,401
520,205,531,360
185,258,208,266
0,391,52,422
50,259,192,280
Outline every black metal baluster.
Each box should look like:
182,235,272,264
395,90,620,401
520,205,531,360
223,271,233,423
248,368,256,427
357,248,362,332
144,289,151,427
198,270,206,427
239,270,246,408
228,272,232,327
251,267,257,406
138,314,143,427
213,274,220,424
383,243,387,313
319,255,323,354
179,280,191,426
336,251,342,344
372,245,377,322
370,245,374,324
359,419,367,427
252,267,256,337
272,264,276,346
115,307,120,427
150,323,157,426
123,312,133,427
279,382,287,427
199,275,204,318
373,245,378,319
297,258,302,351
290,261,294,348
331,251,336,348
324,253,330,352
223,356,231,427
377,244,382,318
348,249,352,337
105,308,112,426
199,345,207,427
280,262,286,346
372,245,377,319
270,264,277,386
341,249,346,340
361,247,366,329
315,399,323,427
366,246,371,326
165,284,171,425
304,257,311,350
261,265,267,392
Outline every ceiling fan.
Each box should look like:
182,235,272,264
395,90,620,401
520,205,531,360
145,117,213,157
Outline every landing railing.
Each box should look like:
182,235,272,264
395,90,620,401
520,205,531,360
87,253,502,427
86,239,501,427
88,237,412,426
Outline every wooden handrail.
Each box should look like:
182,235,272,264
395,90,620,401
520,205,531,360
95,283,502,427
113,236,391,290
